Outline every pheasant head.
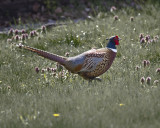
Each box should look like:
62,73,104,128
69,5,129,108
106,35,120,52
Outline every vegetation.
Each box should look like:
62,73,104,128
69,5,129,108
0,4,160,128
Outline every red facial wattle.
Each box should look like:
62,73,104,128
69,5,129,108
114,36,119,45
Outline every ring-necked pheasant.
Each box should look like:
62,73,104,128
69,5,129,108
18,35,120,81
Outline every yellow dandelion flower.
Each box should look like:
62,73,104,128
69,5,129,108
53,113,60,117
119,103,125,106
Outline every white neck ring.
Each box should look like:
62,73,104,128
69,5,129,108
108,48,117,53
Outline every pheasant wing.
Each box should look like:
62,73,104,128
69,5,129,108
79,52,105,72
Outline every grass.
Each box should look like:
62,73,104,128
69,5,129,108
0,4,160,128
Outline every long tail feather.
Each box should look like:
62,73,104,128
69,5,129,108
20,44,66,65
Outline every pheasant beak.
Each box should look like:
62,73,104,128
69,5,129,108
118,38,121,41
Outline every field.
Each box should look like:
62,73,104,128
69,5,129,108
0,4,160,128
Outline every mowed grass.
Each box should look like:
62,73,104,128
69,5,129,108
0,5,160,128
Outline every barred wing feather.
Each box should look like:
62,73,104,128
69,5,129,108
79,53,105,72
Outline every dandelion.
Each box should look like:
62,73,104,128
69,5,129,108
140,77,145,84
53,113,60,117
146,77,151,85
35,67,39,73
130,17,134,22
156,68,160,74
119,103,125,106
114,15,118,21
